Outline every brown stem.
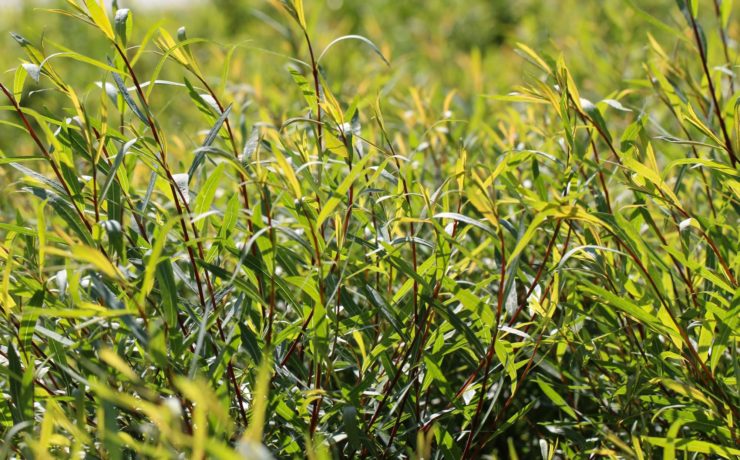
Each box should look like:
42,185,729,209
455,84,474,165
112,44,249,426
304,30,323,155
0,84,96,239
461,219,507,457
711,0,735,94
687,10,738,167
280,200,325,366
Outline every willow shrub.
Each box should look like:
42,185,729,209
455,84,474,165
0,0,738,458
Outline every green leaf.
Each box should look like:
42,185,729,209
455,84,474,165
99,137,137,201
7,341,33,424
281,0,307,29
193,163,226,233
317,35,390,66
114,8,132,46
643,437,740,459
243,353,274,443
20,292,43,353
507,211,550,262
25,187,94,246
11,162,67,197
84,0,115,40
110,64,148,123
581,280,682,342
342,406,362,451
720,0,733,27
155,261,179,328
189,105,232,181
433,212,496,237
13,65,28,102
535,379,577,419
273,148,302,198
316,152,372,228
289,68,318,114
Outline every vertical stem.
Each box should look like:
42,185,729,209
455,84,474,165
711,0,735,94
264,187,277,346
461,220,507,458
112,44,249,426
0,84,105,258
304,30,323,156
91,152,100,222
687,10,738,167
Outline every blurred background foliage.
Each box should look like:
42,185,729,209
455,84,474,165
0,0,681,107
0,0,687,204
0,0,737,458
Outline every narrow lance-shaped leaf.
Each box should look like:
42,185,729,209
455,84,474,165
189,104,232,181
109,62,148,123
99,137,138,201
84,0,115,40
317,35,391,67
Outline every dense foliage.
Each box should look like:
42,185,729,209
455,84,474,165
0,0,738,458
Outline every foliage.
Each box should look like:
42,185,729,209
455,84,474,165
0,0,738,458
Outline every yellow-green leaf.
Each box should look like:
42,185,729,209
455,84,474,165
84,0,115,40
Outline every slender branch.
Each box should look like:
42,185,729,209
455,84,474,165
687,9,738,167
112,43,249,426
